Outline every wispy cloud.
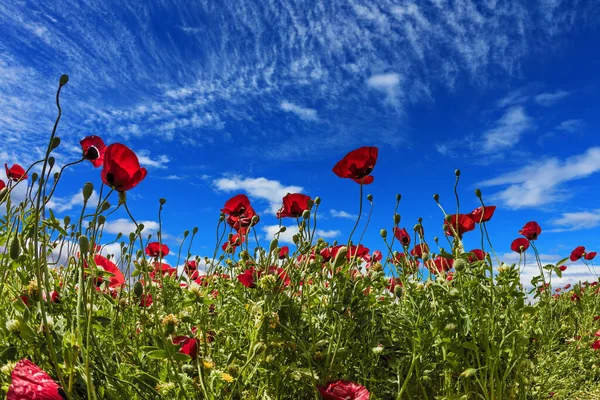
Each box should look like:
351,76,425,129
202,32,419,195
329,209,357,219
280,101,318,121
548,210,600,232
534,90,570,106
557,119,585,133
366,73,402,105
136,151,170,169
480,106,533,153
46,190,99,213
479,147,600,209
103,218,160,235
213,176,303,214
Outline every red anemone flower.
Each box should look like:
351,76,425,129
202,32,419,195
393,227,411,246
586,252,597,261
511,238,530,253
172,336,199,360
222,234,244,252
570,246,586,261
7,359,63,400
410,243,429,259
94,255,125,288
100,143,147,192
430,256,454,273
332,146,378,184
5,164,27,182
150,262,177,279
559,265,567,271
277,193,312,218
145,242,169,258
317,380,370,400
80,135,106,168
469,206,496,223
139,293,153,307
387,278,403,293
468,249,486,262
279,246,289,259
592,340,600,351
0,179,5,191
237,267,261,288
519,221,541,241
184,260,198,277
444,214,476,238
268,266,292,287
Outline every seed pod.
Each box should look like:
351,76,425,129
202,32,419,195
79,235,90,255
51,137,61,150
10,236,20,260
159,198,166,205
302,210,310,220
82,182,94,202
59,74,69,86
380,229,387,239
433,194,439,202
269,239,278,253
314,197,321,206
367,194,373,202
133,281,144,297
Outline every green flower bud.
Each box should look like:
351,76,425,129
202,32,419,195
302,210,310,220
279,226,287,233
251,215,259,225
59,74,69,86
193,227,198,234
454,258,468,272
133,281,144,297
10,237,20,260
48,157,55,169
380,229,387,239
394,213,401,225
129,232,136,242
159,198,166,205
79,235,89,255
183,230,189,238
101,201,110,212
314,197,321,205
475,188,482,198
51,137,61,150
31,173,39,185
455,169,461,177
396,194,402,202
367,194,373,202
433,193,439,202
82,182,94,202
97,215,106,225
269,239,278,253
63,216,71,226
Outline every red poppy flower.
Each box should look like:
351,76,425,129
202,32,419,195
511,238,530,253
150,262,177,279
469,206,496,223
222,234,245,252
347,244,371,260
410,243,429,259
559,265,567,272
5,164,27,182
387,277,402,293
145,242,169,258
467,249,486,262
586,252,597,261
279,246,289,259
100,143,147,192
268,266,291,287
393,227,411,246
139,293,153,307
172,336,199,360
49,290,60,303
184,260,198,277
221,194,259,231
0,179,5,191
7,359,63,400
519,221,541,241
237,267,261,288
80,135,106,168
332,146,378,184
317,380,370,400
444,214,476,238
93,255,125,288
430,256,454,273
277,193,312,218
570,246,586,261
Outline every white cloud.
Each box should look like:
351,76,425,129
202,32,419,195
280,101,318,121
481,106,533,153
496,88,530,108
479,147,600,209
103,218,160,235
534,90,569,106
549,210,600,232
557,119,584,133
213,176,303,214
262,224,341,245
366,73,402,105
46,190,99,213
329,209,357,219
136,150,170,169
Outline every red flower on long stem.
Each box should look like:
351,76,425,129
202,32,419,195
511,238,530,253
467,249,486,262
221,194,259,232
332,146,378,184
570,246,586,261
7,359,63,400
410,243,429,259
150,262,177,279
279,246,289,259
0,179,5,191
317,380,370,400
93,255,125,288
277,193,312,218
519,221,541,241
145,242,169,258
172,336,199,360
5,164,27,182
469,206,496,223
393,227,411,246
444,214,476,238
586,252,597,261
237,267,261,288
80,135,106,168
100,143,147,192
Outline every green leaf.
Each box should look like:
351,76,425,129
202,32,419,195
145,350,168,359
93,316,111,327
462,342,478,351
172,353,191,362
0,345,17,362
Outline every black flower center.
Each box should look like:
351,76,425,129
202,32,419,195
85,146,100,160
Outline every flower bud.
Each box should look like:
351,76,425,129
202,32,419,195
51,137,61,150
183,230,189,238
475,188,482,198
454,259,468,272
380,229,387,239
79,235,89,255
48,157,55,169
6,319,20,335
129,232,136,242
64,216,71,226
302,210,310,220
367,194,373,202
269,239,278,253
98,215,106,225
159,198,166,205
59,74,69,86
31,173,39,184
292,234,299,245
193,227,198,234
314,197,321,205
394,214,401,225
279,226,287,233
251,215,259,225
455,169,461,177
396,194,402,202
101,201,110,212
82,182,94,202
137,223,145,233
133,281,144,297
433,194,439,202
10,237,20,260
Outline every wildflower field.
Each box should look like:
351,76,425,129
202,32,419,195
2,75,600,400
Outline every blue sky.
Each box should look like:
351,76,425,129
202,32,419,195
2,0,600,286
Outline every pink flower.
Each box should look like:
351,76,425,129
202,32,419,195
7,359,63,399
317,380,370,400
